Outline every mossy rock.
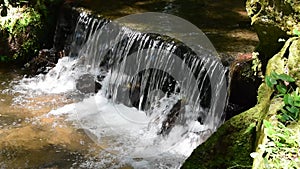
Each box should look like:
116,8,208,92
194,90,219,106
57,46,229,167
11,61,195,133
246,0,300,70
251,37,300,168
287,37,300,86
182,84,272,169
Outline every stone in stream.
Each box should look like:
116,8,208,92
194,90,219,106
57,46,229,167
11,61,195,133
76,74,102,94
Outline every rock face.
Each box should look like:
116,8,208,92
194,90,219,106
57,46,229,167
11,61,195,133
226,53,262,120
246,0,300,71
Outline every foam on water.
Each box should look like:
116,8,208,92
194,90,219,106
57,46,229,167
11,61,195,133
46,91,210,168
13,12,228,168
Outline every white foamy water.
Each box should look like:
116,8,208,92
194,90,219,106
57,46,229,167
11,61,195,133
13,56,211,168
12,12,228,168
48,76,210,168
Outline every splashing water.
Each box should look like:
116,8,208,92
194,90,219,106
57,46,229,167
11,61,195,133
14,12,228,168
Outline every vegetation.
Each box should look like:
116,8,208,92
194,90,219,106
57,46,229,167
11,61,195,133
252,72,300,168
0,0,62,63
0,6,42,61
252,119,300,168
265,72,300,123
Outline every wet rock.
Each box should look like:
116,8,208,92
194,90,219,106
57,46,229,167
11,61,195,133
226,53,262,120
25,49,63,75
76,74,102,94
159,100,182,136
182,81,272,169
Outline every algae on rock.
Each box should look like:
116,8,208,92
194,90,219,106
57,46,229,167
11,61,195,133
246,0,300,70
252,37,300,169
182,83,272,169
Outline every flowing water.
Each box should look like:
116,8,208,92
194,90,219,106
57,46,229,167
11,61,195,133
0,0,259,167
0,11,228,168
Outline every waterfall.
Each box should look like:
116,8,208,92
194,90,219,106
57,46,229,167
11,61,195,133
15,11,228,168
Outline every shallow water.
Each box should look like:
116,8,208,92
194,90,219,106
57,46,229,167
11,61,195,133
0,66,103,168
0,62,211,168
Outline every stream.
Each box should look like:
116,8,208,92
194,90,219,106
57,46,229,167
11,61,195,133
0,0,258,168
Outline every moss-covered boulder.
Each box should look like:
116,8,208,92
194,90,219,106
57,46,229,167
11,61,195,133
182,82,272,169
252,37,300,169
246,0,300,70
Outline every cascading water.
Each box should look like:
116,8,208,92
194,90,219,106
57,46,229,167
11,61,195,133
14,11,228,168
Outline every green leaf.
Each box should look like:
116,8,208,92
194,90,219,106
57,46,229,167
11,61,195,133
244,122,256,134
294,101,300,107
283,94,290,105
286,94,294,105
277,114,287,123
286,106,299,114
277,73,295,82
265,76,277,88
276,83,287,94
270,71,279,79
293,29,300,36
270,77,277,85
265,76,273,88
263,120,272,128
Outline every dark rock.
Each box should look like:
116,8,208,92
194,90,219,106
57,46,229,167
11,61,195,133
159,100,183,136
24,49,62,76
226,53,262,120
76,74,102,94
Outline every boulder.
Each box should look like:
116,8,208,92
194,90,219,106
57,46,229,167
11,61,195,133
76,74,102,94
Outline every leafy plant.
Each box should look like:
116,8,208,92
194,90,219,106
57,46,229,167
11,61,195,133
0,4,42,62
280,88,300,122
265,72,295,94
251,120,300,169
265,72,300,123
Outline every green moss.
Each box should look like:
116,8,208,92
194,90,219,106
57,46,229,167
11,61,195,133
0,7,42,62
182,84,272,169
0,0,63,64
182,108,258,169
246,0,300,70
287,38,300,86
